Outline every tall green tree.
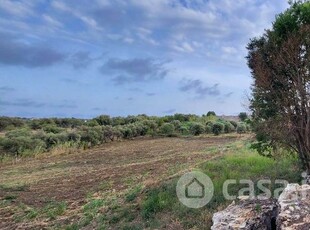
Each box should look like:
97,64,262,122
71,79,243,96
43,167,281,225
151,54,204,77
248,0,310,172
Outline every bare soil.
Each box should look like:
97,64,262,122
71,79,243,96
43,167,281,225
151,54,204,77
0,135,239,229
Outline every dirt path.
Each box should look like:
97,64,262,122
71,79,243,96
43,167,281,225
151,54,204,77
0,135,238,229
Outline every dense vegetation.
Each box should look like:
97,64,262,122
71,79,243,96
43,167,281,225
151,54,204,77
0,113,249,158
248,0,310,171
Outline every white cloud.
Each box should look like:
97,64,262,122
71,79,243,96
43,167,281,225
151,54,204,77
222,46,238,55
43,14,63,28
173,42,194,53
0,0,34,17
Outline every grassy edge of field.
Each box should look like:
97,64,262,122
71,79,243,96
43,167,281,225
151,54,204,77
60,138,303,230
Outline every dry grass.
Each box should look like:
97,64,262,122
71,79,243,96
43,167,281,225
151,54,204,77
0,135,242,229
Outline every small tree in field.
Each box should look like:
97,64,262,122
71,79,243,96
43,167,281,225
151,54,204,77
160,123,175,137
212,122,224,136
248,1,310,172
238,112,248,122
189,122,205,136
207,111,216,117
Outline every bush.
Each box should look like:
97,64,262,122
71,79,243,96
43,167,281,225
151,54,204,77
212,122,224,135
179,126,189,135
142,120,158,132
29,118,55,130
125,116,139,124
207,111,216,116
53,118,84,128
205,125,212,134
237,123,247,134
85,119,99,127
160,123,175,137
133,122,149,136
44,133,69,149
189,122,205,136
0,136,46,156
0,117,25,131
67,132,81,142
224,122,235,133
42,125,63,134
170,120,182,131
173,114,190,122
80,128,101,146
111,117,126,126
121,126,134,139
102,126,115,142
229,120,238,128
95,115,112,126
5,128,32,138
238,112,248,122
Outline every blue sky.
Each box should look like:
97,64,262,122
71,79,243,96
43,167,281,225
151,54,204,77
0,0,289,118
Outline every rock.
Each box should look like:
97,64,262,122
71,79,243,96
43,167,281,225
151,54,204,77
211,198,278,230
211,181,310,230
277,183,310,229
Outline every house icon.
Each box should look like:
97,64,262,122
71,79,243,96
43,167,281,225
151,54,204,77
185,178,205,199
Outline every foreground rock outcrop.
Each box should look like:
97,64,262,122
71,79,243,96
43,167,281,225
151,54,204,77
211,197,278,230
211,183,310,229
277,184,310,229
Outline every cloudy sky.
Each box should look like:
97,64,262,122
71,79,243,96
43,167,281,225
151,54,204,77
0,0,289,118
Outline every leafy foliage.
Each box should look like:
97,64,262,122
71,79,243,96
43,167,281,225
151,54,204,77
0,114,249,157
247,0,310,170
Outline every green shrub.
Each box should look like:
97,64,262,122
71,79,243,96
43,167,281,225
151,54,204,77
95,115,112,126
67,132,81,142
170,120,182,131
111,117,126,126
121,126,134,139
173,114,190,122
102,126,115,142
205,125,212,134
142,120,158,132
0,117,25,131
29,118,55,130
53,118,84,128
0,136,46,156
160,123,175,137
133,122,149,136
44,133,69,149
238,112,248,122
80,128,101,146
125,116,139,124
179,126,189,135
229,120,238,128
212,122,224,135
237,123,247,134
189,122,205,136
207,111,216,116
112,127,123,140
5,128,32,138
42,125,63,134
224,122,235,133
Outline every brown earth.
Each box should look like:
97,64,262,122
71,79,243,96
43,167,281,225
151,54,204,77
0,135,240,229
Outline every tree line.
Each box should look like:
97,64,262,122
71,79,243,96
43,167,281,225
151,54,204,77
0,113,250,158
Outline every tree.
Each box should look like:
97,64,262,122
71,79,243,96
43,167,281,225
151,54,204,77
238,112,248,122
207,111,216,117
160,123,175,137
212,122,224,136
189,122,205,136
95,115,111,126
247,1,310,172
